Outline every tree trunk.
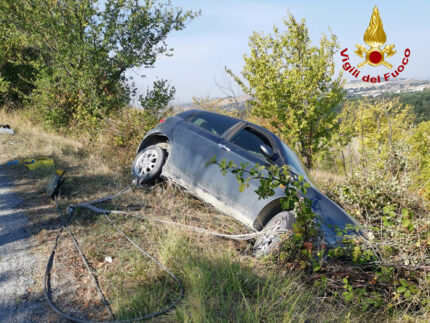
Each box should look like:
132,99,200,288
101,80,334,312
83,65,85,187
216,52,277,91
361,122,367,175
300,139,312,170
305,150,312,170
341,149,347,176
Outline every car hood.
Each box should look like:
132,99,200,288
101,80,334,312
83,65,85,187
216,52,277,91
304,186,360,245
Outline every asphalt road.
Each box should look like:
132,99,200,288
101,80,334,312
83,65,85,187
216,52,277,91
0,170,48,322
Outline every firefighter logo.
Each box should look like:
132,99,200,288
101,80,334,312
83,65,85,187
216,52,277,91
354,6,396,68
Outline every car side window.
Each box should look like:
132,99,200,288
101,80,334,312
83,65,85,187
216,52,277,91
229,127,272,158
188,112,238,137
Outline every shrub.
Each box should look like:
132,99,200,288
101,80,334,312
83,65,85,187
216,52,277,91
95,107,171,174
321,170,429,315
408,121,430,200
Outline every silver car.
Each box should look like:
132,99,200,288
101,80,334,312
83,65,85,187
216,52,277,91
132,110,358,256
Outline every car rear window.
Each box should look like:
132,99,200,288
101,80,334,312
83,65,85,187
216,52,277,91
188,111,238,136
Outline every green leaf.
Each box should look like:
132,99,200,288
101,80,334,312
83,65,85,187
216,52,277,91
206,155,217,167
399,278,408,287
238,183,246,193
409,285,419,294
404,290,411,299
396,286,406,293
352,246,361,262
401,219,410,228
343,292,354,302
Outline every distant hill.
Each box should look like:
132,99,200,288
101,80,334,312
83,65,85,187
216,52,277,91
345,79,430,122
174,95,250,113
344,79,430,97
379,88,430,123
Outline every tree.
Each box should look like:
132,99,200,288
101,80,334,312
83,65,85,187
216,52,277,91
0,20,38,107
0,0,198,128
408,120,430,200
214,72,244,111
335,98,414,175
140,79,176,118
227,14,344,169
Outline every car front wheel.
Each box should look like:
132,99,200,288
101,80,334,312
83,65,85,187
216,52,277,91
132,145,167,185
253,211,295,257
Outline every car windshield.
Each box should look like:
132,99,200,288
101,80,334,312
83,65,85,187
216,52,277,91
279,142,314,184
230,127,272,159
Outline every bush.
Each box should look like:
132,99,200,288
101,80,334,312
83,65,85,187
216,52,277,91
408,121,430,200
29,67,126,131
95,108,169,174
320,170,429,315
327,170,419,223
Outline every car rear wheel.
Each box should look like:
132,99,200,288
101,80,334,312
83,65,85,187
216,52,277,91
253,211,295,257
132,145,167,185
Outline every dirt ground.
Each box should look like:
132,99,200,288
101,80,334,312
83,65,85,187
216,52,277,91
0,169,66,322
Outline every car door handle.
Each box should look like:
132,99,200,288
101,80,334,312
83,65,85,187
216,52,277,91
218,143,231,151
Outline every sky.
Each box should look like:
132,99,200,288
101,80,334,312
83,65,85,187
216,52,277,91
127,0,430,104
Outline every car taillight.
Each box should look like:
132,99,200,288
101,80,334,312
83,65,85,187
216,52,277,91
159,118,165,124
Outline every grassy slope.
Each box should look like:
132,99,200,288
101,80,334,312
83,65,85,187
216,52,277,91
1,108,375,322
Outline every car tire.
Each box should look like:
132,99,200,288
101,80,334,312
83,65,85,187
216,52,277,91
132,145,167,185
253,211,295,257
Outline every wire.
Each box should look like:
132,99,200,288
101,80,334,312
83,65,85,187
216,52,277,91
126,213,287,241
44,188,184,323
50,199,114,320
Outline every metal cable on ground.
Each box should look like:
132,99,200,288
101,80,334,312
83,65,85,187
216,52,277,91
103,213,184,319
44,188,184,323
126,213,287,240
72,185,286,241
44,185,287,322
75,202,287,241
51,198,114,320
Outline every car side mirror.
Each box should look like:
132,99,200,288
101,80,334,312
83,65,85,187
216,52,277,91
260,144,275,160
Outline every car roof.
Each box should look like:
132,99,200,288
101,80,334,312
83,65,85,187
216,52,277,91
175,109,272,136
176,109,241,122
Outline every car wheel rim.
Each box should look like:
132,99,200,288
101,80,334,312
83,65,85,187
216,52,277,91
136,149,159,176
256,217,284,254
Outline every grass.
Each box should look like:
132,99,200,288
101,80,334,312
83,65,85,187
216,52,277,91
0,107,386,322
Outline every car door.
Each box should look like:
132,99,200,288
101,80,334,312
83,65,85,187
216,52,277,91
196,125,277,223
169,111,239,188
